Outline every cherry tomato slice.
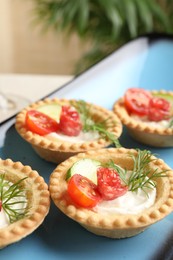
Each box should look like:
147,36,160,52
148,97,171,122
58,106,82,136
25,110,59,135
67,174,101,208
97,167,128,200
124,88,152,116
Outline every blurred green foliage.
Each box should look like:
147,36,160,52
32,0,173,74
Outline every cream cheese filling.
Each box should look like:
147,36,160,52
0,209,10,228
95,168,156,215
46,131,100,143
0,181,27,228
95,186,156,215
131,114,171,128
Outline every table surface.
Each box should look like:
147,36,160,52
0,73,73,123
0,73,73,101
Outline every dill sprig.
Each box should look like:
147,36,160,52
107,160,128,185
128,150,167,193
107,150,168,195
0,173,28,223
168,117,173,128
72,100,121,148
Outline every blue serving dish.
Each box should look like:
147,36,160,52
0,34,173,260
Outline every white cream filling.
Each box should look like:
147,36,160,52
0,181,27,228
131,114,171,128
0,209,9,228
46,131,100,143
95,186,156,215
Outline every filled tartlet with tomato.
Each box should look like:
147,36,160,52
113,88,173,147
15,98,122,163
49,147,173,239
0,158,50,248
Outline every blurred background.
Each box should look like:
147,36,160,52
0,0,90,75
0,0,173,76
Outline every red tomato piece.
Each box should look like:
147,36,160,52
0,200,2,211
67,174,101,208
148,97,171,122
124,88,152,116
58,106,82,136
97,167,128,200
25,110,59,135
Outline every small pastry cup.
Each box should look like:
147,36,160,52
15,98,122,164
0,158,50,248
49,147,173,239
113,90,173,147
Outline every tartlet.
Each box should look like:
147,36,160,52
0,158,50,248
49,147,173,239
15,98,122,164
113,89,173,147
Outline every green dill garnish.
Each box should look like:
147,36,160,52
107,150,167,196
71,100,121,148
168,118,173,128
128,150,167,193
0,173,28,223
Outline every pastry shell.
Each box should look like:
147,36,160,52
49,147,173,239
0,158,50,248
113,90,173,147
15,98,122,164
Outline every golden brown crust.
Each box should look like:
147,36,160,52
15,98,122,163
113,90,173,147
49,148,173,238
0,158,50,248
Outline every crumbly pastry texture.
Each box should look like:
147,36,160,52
15,98,122,163
0,158,50,248
49,147,173,239
113,90,173,147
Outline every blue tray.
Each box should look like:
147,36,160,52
1,34,173,260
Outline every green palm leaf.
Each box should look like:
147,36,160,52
31,0,173,73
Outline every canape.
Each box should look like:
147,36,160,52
49,147,173,238
113,88,173,147
15,98,122,163
0,158,50,248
